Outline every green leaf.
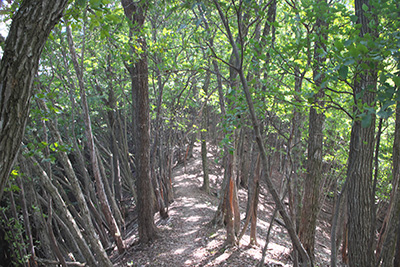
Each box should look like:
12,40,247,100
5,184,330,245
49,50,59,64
105,14,122,24
344,58,355,66
362,4,369,11
76,0,87,7
349,46,360,57
361,113,372,128
393,76,400,87
89,0,102,7
357,43,368,54
377,108,394,119
334,40,344,51
338,66,349,80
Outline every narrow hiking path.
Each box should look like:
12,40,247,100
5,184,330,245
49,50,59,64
113,143,332,266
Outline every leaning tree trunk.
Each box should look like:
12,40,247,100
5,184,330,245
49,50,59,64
212,0,311,264
0,0,69,200
346,0,378,266
66,24,125,254
37,99,113,266
23,154,98,266
121,0,157,243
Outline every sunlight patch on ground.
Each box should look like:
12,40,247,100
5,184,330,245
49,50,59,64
212,251,231,265
173,247,185,255
183,259,194,265
193,203,209,209
184,215,202,222
267,242,290,254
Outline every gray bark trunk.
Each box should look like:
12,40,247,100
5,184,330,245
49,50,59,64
346,0,378,265
0,0,68,200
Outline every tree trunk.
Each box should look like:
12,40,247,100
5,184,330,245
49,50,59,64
106,78,122,206
225,154,236,245
0,0,68,200
298,0,327,262
21,165,54,262
250,153,261,245
121,0,158,243
377,37,400,266
38,100,112,266
66,23,125,254
24,154,98,266
380,101,400,267
212,1,311,264
346,0,378,265
16,177,38,267
289,66,304,237
201,71,211,193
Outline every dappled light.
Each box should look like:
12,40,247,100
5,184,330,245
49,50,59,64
114,143,333,266
1,1,397,266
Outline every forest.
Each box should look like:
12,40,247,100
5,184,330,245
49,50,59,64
0,0,399,266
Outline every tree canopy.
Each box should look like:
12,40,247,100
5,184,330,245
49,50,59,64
0,0,399,266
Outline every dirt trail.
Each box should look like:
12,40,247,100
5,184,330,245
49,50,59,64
113,144,332,266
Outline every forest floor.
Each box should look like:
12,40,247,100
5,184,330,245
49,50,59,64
112,143,333,266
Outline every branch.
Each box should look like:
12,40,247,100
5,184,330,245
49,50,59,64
326,94,354,120
206,40,239,72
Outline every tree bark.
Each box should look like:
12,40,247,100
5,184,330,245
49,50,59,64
346,0,378,266
0,0,68,200
298,0,327,262
225,155,236,245
376,20,400,263
121,0,157,243
380,90,400,267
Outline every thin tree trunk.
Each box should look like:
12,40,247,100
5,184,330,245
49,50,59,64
8,189,28,266
289,66,304,240
46,198,67,267
97,148,125,229
330,179,348,266
237,150,259,244
21,164,55,263
201,71,211,193
107,79,123,206
25,153,98,266
212,1,311,264
16,177,38,267
377,45,400,267
38,99,113,266
250,159,260,246
225,154,236,245
66,23,125,254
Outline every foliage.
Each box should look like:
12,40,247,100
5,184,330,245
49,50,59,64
1,0,400,264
